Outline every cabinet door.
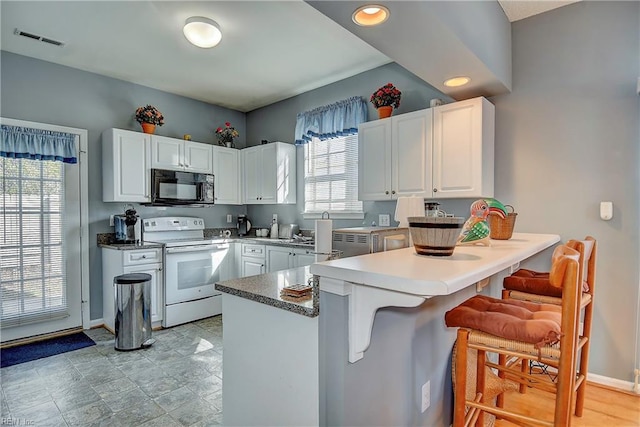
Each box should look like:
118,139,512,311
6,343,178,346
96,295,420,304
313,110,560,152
243,147,261,204
184,141,213,174
242,258,265,277
358,120,392,200
266,246,292,272
213,146,241,205
392,110,432,199
151,135,184,171
259,144,278,204
103,129,151,202
293,249,315,268
432,98,494,198
123,263,163,324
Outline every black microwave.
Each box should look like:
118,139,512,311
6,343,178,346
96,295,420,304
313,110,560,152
150,169,214,206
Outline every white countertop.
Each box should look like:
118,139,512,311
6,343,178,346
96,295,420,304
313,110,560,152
310,233,560,297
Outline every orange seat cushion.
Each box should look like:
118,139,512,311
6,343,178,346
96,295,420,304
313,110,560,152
506,268,589,296
445,295,562,347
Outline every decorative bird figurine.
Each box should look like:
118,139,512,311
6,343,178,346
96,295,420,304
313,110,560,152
457,198,507,246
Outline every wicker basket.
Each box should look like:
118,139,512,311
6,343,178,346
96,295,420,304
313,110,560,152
488,205,517,240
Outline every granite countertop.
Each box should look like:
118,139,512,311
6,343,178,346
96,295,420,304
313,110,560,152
215,266,319,318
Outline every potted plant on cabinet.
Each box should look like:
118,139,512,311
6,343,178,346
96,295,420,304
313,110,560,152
370,83,401,119
135,105,165,134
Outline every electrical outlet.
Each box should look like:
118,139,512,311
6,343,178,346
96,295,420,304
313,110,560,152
227,214,233,223
421,380,430,413
379,214,390,227
109,215,115,226
273,214,278,223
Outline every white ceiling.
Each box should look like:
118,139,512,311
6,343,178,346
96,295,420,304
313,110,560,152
0,1,576,113
498,0,581,22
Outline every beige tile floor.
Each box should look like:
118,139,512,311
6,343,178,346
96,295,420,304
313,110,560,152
0,316,224,426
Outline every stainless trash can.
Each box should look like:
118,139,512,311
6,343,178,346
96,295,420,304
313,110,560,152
114,273,154,351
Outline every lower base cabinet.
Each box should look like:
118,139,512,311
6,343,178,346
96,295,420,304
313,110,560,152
266,246,315,272
102,247,164,332
241,243,266,277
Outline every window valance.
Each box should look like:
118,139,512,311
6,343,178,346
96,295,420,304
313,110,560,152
294,96,368,145
0,124,77,164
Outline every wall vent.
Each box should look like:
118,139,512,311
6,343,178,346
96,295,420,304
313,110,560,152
14,29,65,47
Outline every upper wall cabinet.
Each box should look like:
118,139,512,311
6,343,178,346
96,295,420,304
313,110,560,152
358,97,494,201
212,145,242,205
432,97,494,199
151,135,213,174
242,142,296,205
102,128,151,203
359,109,432,200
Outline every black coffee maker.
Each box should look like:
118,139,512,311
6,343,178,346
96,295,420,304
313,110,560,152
237,215,252,236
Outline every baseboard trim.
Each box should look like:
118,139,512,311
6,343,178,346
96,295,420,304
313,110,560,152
588,372,638,394
89,318,104,329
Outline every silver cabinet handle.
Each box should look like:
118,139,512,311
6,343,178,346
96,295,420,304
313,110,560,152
385,191,389,195
391,190,396,195
433,188,438,193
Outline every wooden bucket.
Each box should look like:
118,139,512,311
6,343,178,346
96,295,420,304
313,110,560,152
408,216,465,256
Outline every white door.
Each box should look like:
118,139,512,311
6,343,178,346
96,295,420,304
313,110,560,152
0,145,84,341
259,144,277,204
242,258,265,276
184,141,213,173
243,147,261,203
123,263,163,324
151,135,184,171
213,146,241,205
432,99,483,198
266,246,292,272
358,119,392,200
392,110,432,199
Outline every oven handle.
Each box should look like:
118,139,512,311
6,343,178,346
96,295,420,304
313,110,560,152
165,244,229,254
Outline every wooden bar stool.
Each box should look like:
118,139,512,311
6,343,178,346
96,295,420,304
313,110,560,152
445,245,582,427
502,237,596,416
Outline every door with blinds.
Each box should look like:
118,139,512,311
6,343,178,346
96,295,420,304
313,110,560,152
1,131,83,342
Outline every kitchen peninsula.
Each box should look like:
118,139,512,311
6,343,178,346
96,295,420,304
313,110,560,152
217,233,560,426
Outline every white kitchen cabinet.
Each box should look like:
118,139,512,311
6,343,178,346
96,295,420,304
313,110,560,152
242,142,296,205
432,97,494,198
241,243,266,276
102,128,151,203
266,245,315,272
151,135,213,174
212,146,242,205
358,97,494,201
102,247,164,333
358,110,432,200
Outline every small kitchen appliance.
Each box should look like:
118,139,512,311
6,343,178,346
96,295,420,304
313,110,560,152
150,168,214,206
237,215,251,236
114,205,141,244
332,226,409,258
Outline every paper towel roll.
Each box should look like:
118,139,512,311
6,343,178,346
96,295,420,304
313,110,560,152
314,219,333,262
394,196,425,227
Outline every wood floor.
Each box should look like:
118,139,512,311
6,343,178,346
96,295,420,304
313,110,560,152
494,382,640,426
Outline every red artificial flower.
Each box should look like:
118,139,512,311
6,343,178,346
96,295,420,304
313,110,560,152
225,122,231,127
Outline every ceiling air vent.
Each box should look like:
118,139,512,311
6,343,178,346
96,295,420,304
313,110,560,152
14,29,65,47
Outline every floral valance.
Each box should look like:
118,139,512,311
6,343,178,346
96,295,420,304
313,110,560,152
294,96,368,145
0,125,77,164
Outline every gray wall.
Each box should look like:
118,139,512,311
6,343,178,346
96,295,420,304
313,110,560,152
0,51,247,320
492,0,639,382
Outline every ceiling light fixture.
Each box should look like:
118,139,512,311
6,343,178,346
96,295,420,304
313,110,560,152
183,16,222,48
352,5,390,26
444,76,471,87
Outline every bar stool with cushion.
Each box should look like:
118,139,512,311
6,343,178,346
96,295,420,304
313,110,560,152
501,237,596,416
445,245,582,427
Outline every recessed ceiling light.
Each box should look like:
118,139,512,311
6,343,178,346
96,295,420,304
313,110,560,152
352,5,390,26
444,76,471,87
183,17,222,48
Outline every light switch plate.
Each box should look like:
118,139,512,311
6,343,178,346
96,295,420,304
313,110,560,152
379,214,390,226
273,214,278,222
227,214,233,223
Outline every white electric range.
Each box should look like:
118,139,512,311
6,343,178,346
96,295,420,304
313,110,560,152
143,216,229,327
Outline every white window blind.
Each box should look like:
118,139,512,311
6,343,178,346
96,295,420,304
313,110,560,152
304,135,363,216
0,157,68,328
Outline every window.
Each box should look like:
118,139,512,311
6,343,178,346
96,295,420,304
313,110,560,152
0,157,68,327
303,134,363,218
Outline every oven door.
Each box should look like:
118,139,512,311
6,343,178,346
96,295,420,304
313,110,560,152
164,243,229,305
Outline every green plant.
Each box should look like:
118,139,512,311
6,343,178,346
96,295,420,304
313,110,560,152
370,83,401,109
135,105,165,126
216,122,239,144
